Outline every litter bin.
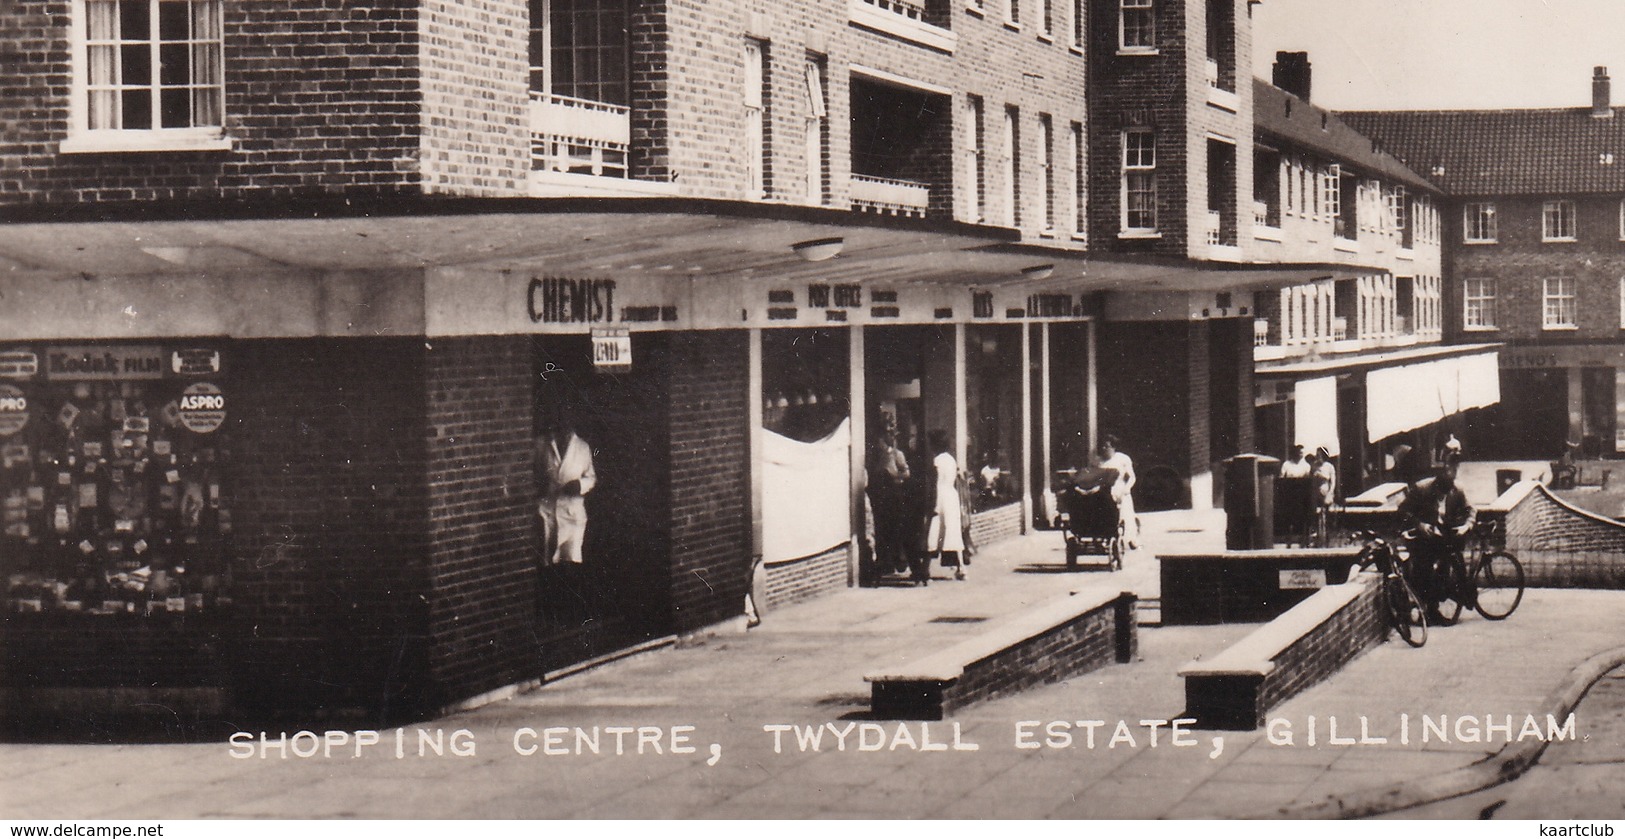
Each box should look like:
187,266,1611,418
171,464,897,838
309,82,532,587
1224,454,1280,550
1496,468,1522,497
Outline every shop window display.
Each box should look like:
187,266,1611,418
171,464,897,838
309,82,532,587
0,346,231,619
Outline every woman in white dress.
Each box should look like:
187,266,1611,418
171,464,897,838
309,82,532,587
1097,435,1139,550
924,430,967,582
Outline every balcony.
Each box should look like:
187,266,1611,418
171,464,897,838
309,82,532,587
851,174,931,218
530,92,629,177
1253,318,1270,347
1332,316,1349,342
1204,209,1222,246
848,0,956,52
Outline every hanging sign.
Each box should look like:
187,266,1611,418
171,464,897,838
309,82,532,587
0,385,28,436
591,328,632,371
177,383,227,434
171,349,223,376
0,350,39,379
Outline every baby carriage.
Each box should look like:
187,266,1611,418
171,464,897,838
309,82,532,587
1058,466,1123,571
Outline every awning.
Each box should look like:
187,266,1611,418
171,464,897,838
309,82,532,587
1293,376,1340,456
1365,351,1501,443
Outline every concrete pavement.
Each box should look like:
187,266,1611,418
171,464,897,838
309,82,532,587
5,507,1625,820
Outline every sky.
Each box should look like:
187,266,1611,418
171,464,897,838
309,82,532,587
1250,0,1625,111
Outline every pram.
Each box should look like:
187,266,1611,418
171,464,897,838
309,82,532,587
1057,466,1123,571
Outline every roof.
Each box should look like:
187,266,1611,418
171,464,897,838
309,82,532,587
1339,107,1625,196
1252,79,1438,193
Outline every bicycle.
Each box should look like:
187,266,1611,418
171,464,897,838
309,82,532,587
1429,518,1526,625
1353,529,1428,648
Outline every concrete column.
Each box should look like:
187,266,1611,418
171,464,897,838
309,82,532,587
1041,322,1053,485
849,326,867,586
954,322,969,469
1086,318,1099,457
1020,321,1034,531
748,327,764,563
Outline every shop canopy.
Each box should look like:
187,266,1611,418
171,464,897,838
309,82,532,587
1365,351,1500,443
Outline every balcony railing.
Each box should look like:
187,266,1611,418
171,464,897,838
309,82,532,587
864,0,928,23
1253,318,1270,347
1204,209,1222,246
1332,316,1349,342
1253,200,1271,227
529,91,630,178
1205,58,1220,88
851,174,931,218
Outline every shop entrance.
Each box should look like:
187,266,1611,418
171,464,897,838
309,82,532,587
864,326,953,582
532,334,671,673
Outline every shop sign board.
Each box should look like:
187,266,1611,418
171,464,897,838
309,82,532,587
591,327,632,371
171,349,223,376
47,346,165,380
177,383,226,434
0,384,29,436
0,350,39,379
1279,568,1327,590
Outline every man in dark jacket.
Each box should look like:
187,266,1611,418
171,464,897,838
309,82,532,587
1398,463,1475,622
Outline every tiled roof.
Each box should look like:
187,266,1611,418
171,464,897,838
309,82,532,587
1252,79,1438,193
1339,106,1625,196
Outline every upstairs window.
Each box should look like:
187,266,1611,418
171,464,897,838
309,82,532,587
1463,202,1497,243
1543,277,1577,329
1121,128,1156,232
1463,278,1496,330
67,0,226,151
1120,0,1155,51
1543,200,1577,242
743,40,769,199
530,0,630,107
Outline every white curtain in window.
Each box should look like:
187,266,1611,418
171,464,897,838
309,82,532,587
761,419,852,564
86,0,117,129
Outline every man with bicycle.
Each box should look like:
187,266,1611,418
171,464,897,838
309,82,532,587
1397,460,1475,625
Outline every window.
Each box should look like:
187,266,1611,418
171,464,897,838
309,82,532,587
1122,128,1156,232
531,0,630,105
67,0,226,151
1040,114,1054,232
1072,0,1085,47
1463,202,1498,243
967,95,986,222
1006,0,1020,26
804,59,827,205
1120,0,1155,51
1463,279,1496,330
1041,0,1053,37
744,40,768,199
1003,106,1021,227
1071,121,1086,236
1543,277,1577,329
1543,200,1577,241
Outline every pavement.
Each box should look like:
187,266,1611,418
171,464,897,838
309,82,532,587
5,507,1625,820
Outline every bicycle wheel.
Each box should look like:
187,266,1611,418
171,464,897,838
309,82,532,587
1431,554,1466,626
1384,571,1428,648
1473,551,1525,620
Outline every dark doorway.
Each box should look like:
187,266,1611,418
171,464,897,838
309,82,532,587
532,334,672,673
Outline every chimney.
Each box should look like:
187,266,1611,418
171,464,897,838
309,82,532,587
1594,66,1613,118
1274,51,1312,102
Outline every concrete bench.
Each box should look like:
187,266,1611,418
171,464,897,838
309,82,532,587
865,589,1136,720
1159,547,1361,625
1178,573,1384,730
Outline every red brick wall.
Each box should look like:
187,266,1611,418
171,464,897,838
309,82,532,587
1501,483,1625,588
668,330,752,633
421,336,539,705
1446,195,1625,343
1,1,423,205
764,544,851,611
419,0,531,196
1256,575,1383,715
228,338,432,718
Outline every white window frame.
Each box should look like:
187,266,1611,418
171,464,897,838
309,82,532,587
967,95,986,223
63,0,229,153
1463,278,1496,331
804,60,826,205
1039,113,1054,233
1121,127,1157,233
1543,276,1577,330
1003,106,1021,227
744,40,767,200
1071,0,1085,49
1071,120,1086,238
1119,0,1155,52
1463,202,1498,243
1543,200,1577,242
1005,0,1021,27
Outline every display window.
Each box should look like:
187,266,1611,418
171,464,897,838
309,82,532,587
0,344,231,618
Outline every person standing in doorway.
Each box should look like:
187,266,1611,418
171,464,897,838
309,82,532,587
867,426,912,579
924,430,967,582
1098,435,1139,550
538,411,597,566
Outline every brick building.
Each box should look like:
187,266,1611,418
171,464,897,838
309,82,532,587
1344,68,1625,462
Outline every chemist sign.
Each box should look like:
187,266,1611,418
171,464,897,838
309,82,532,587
177,383,227,434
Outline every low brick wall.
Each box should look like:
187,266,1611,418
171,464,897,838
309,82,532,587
762,543,850,611
969,502,1024,552
865,589,1136,720
1180,574,1385,730
1496,481,1625,588
1159,548,1361,625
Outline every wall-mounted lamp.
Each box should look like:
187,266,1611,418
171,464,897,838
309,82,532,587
1020,263,1055,281
792,237,844,262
